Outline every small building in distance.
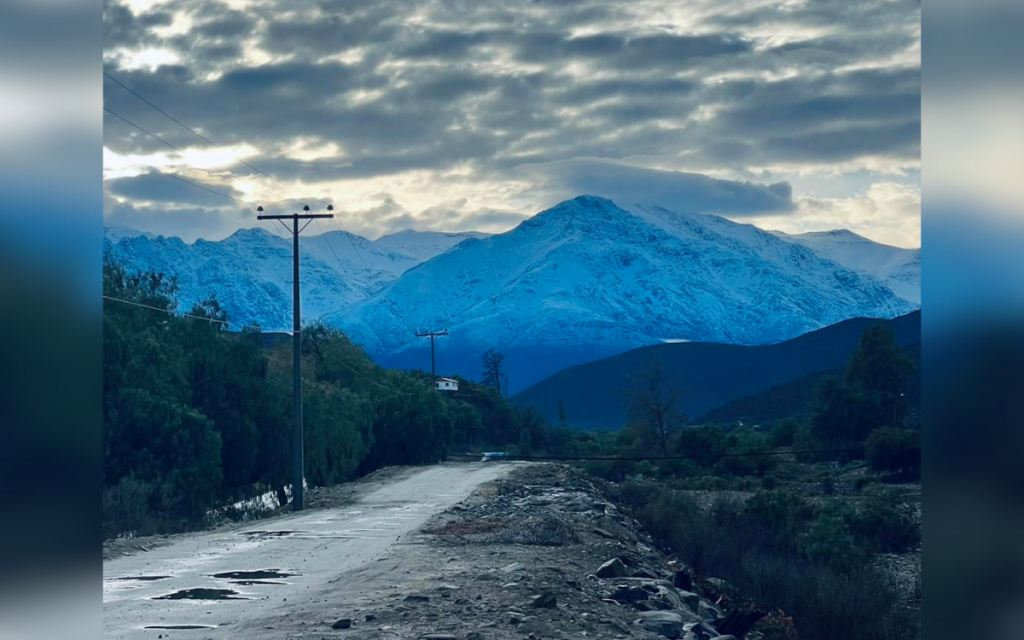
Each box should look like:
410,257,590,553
435,377,459,391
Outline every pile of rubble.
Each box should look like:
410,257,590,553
359,464,768,640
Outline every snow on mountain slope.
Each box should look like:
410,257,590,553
104,227,420,330
769,229,921,304
374,230,490,262
331,196,917,392
103,226,156,243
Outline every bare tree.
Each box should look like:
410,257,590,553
481,348,505,394
627,360,686,455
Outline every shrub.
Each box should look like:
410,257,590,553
744,490,813,550
798,513,866,574
854,475,878,492
849,493,919,553
761,475,779,490
865,427,921,478
771,419,799,448
103,476,155,539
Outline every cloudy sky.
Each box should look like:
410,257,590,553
102,0,920,247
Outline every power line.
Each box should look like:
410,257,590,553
103,70,332,209
323,351,410,396
104,107,305,208
104,70,374,275
104,106,185,153
102,294,290,333
160,170,252,206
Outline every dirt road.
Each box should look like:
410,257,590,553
103,463,517,639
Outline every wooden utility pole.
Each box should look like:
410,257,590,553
257,204,334,511
415,329,448,379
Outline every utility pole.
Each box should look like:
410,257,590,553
415,329,449,379
257,204,334,512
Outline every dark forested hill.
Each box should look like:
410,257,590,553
512,311,920,431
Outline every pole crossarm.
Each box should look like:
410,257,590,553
415,330,449,380
257,214,335,219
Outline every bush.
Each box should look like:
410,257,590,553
772,419,799,448
608,481,912,640
103,476,156,539
849,493,919,553
798,513,866,573
865,427,921,478
761,475,779,490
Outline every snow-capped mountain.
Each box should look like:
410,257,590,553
105,227,425,330
330,196,917,393
375,230,490,262
770,229,921,304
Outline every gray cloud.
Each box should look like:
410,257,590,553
106,171,246,208
102,0,920,241
524,159,794,216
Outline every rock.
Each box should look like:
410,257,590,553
606,618,633,635
419,635,458,640
697,601,722,622
677,590,702,614
530,592,557,608
633,568,660,579
509,612,524,625
608,585,650,605
637,611,684,639
365,613,377,622
593,528,617,539
405,594,430,602
597,558,631,579
673,571,693,592
465,633,486,640
683,621,722,640
709,637,738,640
331,618,352,629
704,578,737,600
502,562,526,573
517,616,553,636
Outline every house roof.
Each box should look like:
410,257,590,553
435,377,458,383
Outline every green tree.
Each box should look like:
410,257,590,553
865,427,921,478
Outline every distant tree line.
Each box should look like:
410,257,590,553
102,255,557,538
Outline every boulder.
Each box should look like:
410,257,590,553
637,611,684,639
597,558,631,579
331,618,352,630
676,590,702,614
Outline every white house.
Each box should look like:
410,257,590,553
434,377,459,391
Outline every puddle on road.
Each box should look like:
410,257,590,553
210,569,297,580
109,576,171,582
239,530,299,538
144,625,217,630
229,580,285,586
153,588,248,601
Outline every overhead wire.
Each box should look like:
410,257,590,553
102,294,291,333
104,72,373,271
